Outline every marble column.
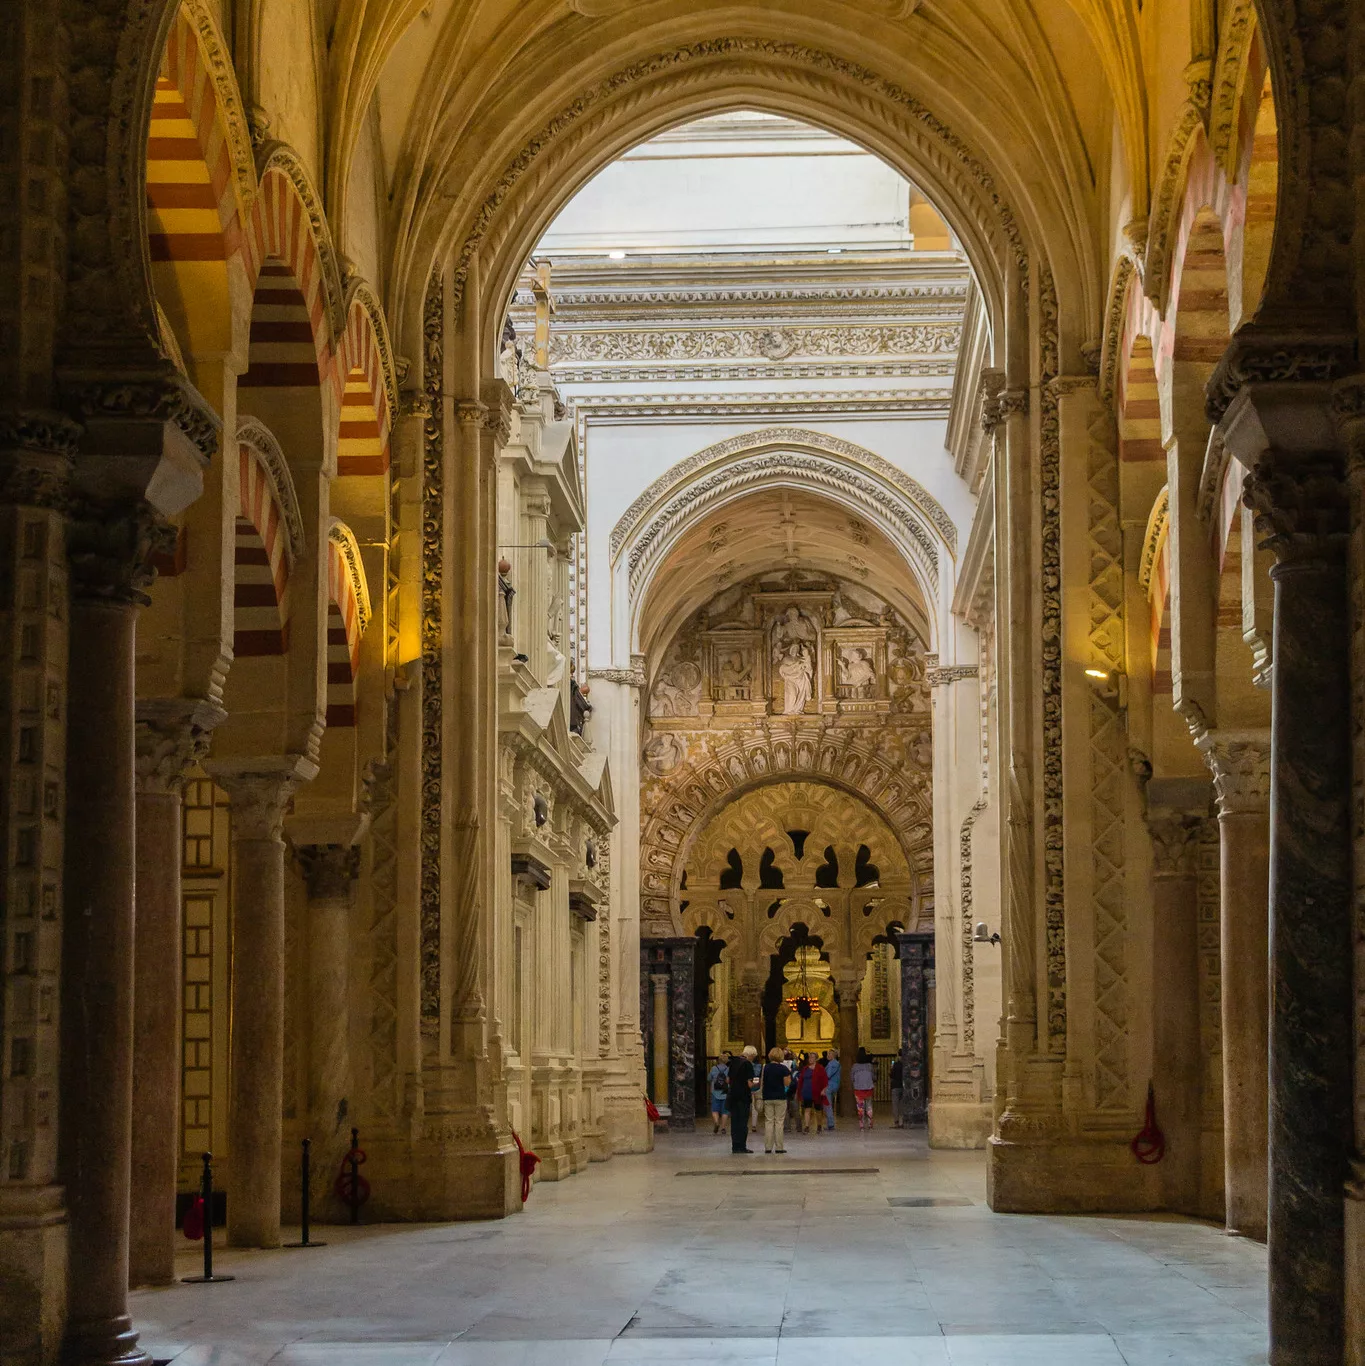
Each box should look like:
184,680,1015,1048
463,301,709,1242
1258,503,1353,1364
292,833,363,1219
1222,385,1354,1364
649,973,669,1107
1147,810,1204,1217
129,699,223,1286
666,942,695,1130
898,934,932,1125
207,758,315,1248
1197,731,1270,1241
834,969,862,1120
60,567,149,1363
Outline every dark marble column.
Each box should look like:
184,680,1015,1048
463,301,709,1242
898,933,932,1125
666,940,696,1130
60,506,171,1366
1147,806,1205,1217
1225,394,1354,1365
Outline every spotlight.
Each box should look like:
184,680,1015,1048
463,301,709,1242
973,921,1001,946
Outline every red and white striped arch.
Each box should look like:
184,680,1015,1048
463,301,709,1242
337,294,394,477
325,523,370,727
234,442,294,657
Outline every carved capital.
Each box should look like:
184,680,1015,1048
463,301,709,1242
66,366,221,462
1147,812,1203,876
1243,457,1349,567
1206,328,1355,425
1195,729,1271,817
396,390,433,420
135,697,226,794
67,498,177,605
293,843,361,900
207,756,318,841
981,384,1028,432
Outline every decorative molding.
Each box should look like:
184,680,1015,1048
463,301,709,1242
1196,429,1231,523
452,40,1028,322
549,322,960,364
926,665,978,686
550,359,958,384
327,519,373,634
1038,266,1066,1047
624,448,943,599
1138,488,1170,594
958,794,988,1054
344,277,401,428
1208,0,1259,175
69,369,221,462
1142,102,1205,311
255,141,346,344
180,0,258,218
420,269,443,1032
239,416,304,564
588,665,648,689
613,426,956,556
577,390,952,423
1098,255,1140,411
1206,330,1355,424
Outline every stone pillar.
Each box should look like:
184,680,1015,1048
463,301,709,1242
1147,808,1205,1216
1196,731,1270,1241
834,969,862,1120
649,973,669,1107
290,828,364,1219
129,699,222,1286
667,942,695,1130
207,759,314,1249
0,415,74,1366
59,548,150,1364
733,973,765,1056
899,933,933,1125
1222,383,1354,1365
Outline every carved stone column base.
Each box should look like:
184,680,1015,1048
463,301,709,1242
928,1097,993,1149
356,1120,520,1221
987,1129,1160,1213
600,1059,653,1155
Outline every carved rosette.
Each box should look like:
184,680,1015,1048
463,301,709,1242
294,843,362,900
135,698,226,794
1147,813,1204,877
1195,730,1271,817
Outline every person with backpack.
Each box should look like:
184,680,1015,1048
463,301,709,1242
707,1052,730,1134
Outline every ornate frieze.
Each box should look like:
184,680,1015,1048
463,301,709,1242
548,322,960,364
958,796,988,1054
926,664,978,687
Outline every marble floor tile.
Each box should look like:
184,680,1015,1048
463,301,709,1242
128,1131,1269,1366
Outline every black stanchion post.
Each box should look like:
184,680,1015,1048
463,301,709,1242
181,1152,234,1283
285,1137,326,1249
349,1127,360,1225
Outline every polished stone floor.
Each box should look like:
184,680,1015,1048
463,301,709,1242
133,1125,1269,1365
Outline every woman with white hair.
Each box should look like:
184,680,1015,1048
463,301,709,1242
726,1045,759,1153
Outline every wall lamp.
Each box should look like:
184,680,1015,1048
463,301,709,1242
973,921,1001,946
1083,666,1127,706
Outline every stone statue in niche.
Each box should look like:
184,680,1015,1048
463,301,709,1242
777,642,814,715
772,604,816,652
499,317,520,388
838,647,877,698
649,659,702,717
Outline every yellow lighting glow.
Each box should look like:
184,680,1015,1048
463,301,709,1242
1085,668,1110,680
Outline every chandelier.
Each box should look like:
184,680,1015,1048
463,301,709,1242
785,950,822,1020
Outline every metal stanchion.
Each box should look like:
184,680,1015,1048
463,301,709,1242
181,1152,234,1283
284,1138,326,1249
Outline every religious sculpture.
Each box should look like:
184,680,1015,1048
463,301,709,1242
777,642,814,714
649,659,703,717
838,646,877,698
